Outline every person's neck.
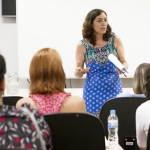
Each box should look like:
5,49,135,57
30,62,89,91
0,92,3,105
95,33,103,41
0,98,3,105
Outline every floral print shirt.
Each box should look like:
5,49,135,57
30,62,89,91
0,104,52,149
81,33,118,66
29,92,71,115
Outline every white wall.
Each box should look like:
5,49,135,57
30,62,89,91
17,0,150,79
0,0,134,89
0,1,29,88
0,3,16,72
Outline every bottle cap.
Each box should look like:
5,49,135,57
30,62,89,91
110,110,116,114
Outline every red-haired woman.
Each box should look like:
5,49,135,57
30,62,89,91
0,55,52,149
16,48,86,114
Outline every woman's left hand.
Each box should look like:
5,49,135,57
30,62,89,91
117,68,122,74
117,64,128,74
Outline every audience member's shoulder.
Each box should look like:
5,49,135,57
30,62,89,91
60,96,86,113
16,97,38,110
133,94,146,98
116,91,131,97
137,100,150,113
66,96,85,104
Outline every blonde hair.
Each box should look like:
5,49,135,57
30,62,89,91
133,63,150,94
29,48,66,94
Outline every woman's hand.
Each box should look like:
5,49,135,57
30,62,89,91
75,62,90,78
117,68,122,74
117,64,128,75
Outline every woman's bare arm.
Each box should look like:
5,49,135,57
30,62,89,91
114,35,128,74
16,97,38,110
75,42,90,78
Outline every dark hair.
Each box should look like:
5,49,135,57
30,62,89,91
82,9,112,46
0,55,6,84
144,67,150,100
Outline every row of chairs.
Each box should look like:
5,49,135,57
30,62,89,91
1,96,150,150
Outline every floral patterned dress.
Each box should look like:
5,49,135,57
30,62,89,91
0,104,52,149
81,34,123,115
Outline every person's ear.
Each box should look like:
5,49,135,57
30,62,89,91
0,79,5,92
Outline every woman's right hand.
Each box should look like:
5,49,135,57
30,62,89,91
75,61,90,78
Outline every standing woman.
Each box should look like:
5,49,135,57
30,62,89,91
75,9,128,115
16,48,86,114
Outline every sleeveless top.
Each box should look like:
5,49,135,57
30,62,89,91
81,34,123,115
29,92,71,115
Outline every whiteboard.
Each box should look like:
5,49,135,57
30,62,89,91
17,0,150,78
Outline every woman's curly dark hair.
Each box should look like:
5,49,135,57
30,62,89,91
82,9,112,46
0,55,6,84
144,67,150,100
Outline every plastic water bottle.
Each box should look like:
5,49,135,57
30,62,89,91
108,110,118,147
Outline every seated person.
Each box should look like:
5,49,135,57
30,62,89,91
117,63,150,97
136,67,150,150
16,48,86,114
0,55,52,149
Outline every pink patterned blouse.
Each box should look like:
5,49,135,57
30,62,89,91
29,92,71,115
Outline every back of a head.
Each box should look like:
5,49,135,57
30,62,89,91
144,67,150,100
133,63,150,94
0,55,6,86
29,48,66,94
